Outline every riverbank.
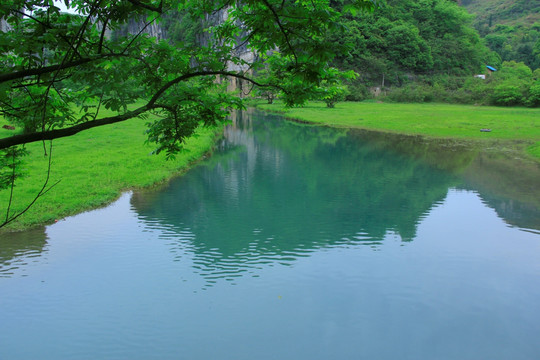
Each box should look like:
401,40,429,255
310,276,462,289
2,101,539,232
0,112,225,233
256,101,540,159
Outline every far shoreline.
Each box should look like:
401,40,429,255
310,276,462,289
255,101,540,161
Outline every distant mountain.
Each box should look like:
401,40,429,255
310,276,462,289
460,0,540,70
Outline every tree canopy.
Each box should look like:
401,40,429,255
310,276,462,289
0,0,377,149
327,0,494,88
0,0,377,227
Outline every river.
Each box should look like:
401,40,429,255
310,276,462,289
1,109,540,359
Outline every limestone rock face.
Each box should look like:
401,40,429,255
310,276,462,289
121,7,257,93
1,18,10,32
125,18,164,40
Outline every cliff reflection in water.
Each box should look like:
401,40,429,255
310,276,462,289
2,110,538,281
131,110,460,282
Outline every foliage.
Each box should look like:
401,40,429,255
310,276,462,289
252,68,279,104
327,0,490,87
160,9,204,48
0,104,224,231
462,0,540,71
528,82,540,107
377,61,540,107
0,0,377,149
0,0,377,226
0,146,26,193
385,83,435,103
317,83,350,108
488,61,535,106
492,83,524,106
312,68,355,107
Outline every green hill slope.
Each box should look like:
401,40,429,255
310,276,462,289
461,0,540,70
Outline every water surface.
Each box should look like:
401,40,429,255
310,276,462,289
1,110,540,359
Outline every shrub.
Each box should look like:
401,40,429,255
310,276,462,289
527,82,540,107
385,84,433,103
345,81,369,101
491,83,524,106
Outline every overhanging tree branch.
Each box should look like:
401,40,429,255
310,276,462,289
0,70,282,150
0,106,151,149
260,0,298,65
0,54,128,83
0,141,60,229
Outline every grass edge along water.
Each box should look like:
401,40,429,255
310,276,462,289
256,101,540,160
0,110,225,233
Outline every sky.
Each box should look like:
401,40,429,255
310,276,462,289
53,1,77,14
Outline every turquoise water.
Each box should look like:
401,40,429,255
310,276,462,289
1,110,540,359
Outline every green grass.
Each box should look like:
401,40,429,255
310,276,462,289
257,101,540,158
0,109,224,232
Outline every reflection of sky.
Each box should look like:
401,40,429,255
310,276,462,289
1,110,540,358
1,189,540,359
53,1,77,14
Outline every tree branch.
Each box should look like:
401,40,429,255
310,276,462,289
0,71,283,150
0,105,151,149
260,0,298,65
0,142,60,229
98,15,110,54
0,54,126,83
12,9,83,59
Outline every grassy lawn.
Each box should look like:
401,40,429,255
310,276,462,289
257,101,540,158
0,109,224,232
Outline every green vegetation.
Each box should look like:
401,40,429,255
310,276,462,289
1,0,538,229
257,101,540,157
328,0,494,88
0,108,223,232
1,0,379,228
382,61,540,106
462,0,540,70
321,0,539,106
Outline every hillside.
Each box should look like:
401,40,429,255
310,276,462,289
461,0,540,27
461,0,540,70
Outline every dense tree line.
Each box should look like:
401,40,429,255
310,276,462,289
327,0,495,85
384,61,540,106
315,0,539,107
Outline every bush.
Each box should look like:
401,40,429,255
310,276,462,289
345,81,370,101
385,84,433,103
527,82,540,107
319,84,349,108
491,83,525,106
451,77,491,105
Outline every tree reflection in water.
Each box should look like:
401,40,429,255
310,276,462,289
132,110,468,284
2,110,539,281
0,228,48,277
